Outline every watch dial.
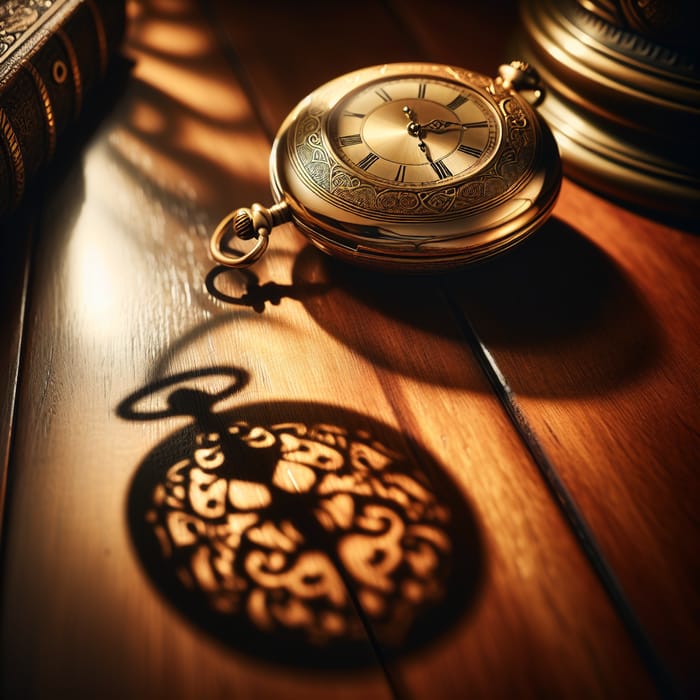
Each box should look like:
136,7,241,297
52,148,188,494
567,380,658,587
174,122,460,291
330,77,500,185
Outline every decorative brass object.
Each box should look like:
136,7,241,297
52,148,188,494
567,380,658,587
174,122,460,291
211,62,561,272
517,0,699,218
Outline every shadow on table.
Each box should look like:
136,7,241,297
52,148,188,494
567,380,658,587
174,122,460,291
290,217,662,397
118,367,483,669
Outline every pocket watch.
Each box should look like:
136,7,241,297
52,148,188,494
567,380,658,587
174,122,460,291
210,61,562,273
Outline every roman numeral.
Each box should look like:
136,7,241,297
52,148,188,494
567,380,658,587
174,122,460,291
458,144,483,157
343,110,365,118
430,159,452,180
417,82,427,99
375,87,391,102
446,94,468,111
339,134,363,147
357,152,379,171
394,164,406,182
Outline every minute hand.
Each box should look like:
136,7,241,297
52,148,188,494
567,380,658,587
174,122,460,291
420,119,487,133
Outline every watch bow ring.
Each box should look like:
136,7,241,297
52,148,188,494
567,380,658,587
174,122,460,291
210,61,561,273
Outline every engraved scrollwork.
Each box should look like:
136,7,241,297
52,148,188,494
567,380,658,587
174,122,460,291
336,183,377,210
296,108,322,141
329,166,362,192
375,189,421,213
503,98,529,131
495,96,536,185
296,111,331,191
421,187,457,213
455,176,507,206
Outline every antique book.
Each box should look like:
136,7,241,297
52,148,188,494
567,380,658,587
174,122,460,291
0,0,126,214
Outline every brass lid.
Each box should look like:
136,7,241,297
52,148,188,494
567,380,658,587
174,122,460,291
518,0,700,217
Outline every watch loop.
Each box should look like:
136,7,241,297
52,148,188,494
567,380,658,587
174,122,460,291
497,61,545,106
210,202,290,269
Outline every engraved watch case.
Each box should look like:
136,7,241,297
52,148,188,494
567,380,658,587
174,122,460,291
211,62,562,272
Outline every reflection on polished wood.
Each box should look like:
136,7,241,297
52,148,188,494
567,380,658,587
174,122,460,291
0,1,697,699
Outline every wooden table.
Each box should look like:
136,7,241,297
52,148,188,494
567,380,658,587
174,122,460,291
1,1,698,698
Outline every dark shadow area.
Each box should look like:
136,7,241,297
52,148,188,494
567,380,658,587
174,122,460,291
291,248,485,389
0,208,33,546
205,264,330,313
118,367,482,669
292,217,662,397
445,217,664,396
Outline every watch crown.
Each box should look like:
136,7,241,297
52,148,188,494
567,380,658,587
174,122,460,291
238,202,291,239
232,208,257,240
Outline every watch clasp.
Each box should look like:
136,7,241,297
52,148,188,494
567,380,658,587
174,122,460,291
209,202,290,268
496,61,545,106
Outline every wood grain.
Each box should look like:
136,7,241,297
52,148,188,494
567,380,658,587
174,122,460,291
0,1,696,699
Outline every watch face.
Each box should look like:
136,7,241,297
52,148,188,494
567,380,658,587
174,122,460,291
329,77,501,186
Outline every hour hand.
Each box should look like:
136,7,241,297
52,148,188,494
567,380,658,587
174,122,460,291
402,105,433,162
417,136,433,163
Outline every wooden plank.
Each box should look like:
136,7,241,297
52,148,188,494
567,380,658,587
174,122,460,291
390,0,700,694
450,181,700,695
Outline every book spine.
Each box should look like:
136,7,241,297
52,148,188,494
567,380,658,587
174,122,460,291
0,0,126,214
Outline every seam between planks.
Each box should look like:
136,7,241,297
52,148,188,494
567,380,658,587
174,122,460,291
441,288,680,700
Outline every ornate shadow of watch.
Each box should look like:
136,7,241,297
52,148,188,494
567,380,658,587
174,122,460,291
210,61,562,273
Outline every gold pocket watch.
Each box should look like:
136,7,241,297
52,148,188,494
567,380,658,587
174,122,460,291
211,61,562,273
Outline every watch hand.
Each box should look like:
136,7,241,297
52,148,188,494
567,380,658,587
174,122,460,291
419,119,484,133
417,136,433,163
402,105,433,162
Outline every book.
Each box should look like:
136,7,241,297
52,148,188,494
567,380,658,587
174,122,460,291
0,0,126,215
